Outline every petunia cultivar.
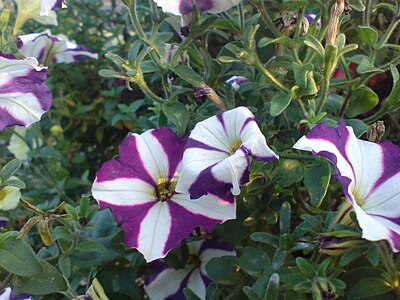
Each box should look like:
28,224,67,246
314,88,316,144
293,121,400,252
144,239,235,299
40,0,67,16
176,106,278,199
0,53,52,131
91,128,236,262
153,0,242,16
17,32,98,66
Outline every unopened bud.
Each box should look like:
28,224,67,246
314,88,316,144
39,219,53,246
367,121,385,143
318,231,364,255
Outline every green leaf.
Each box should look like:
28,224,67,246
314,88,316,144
348,0,365,11
170,65,203,86
346,86,379,117
3,178,26,189
304,35,325,59
206,282,219,300
183,288,201,300
279,202,291,235
162,102,190,137
59,256,71,278
270,87,297,117
0,233,42,277
243,286,262,300
304,161,331,207
356,57,384,75
265,273,280,300
12,261,68,295
205,256,240,285
272,249,287,271
239,247,271,277
358,26,379,47
348,278,392,299
98,69,125,79
296,257,316,279
340,247,364,266
384,73,400,110
77,240,108,254
0,159,22,182
250,232,278,248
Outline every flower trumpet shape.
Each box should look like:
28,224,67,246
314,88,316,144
176,107,278,199
144,239,235,299
293,121,400,251
40,0,67,16
153,0,242,16
91,128,236,262
0,53,52,131
17,32,98,66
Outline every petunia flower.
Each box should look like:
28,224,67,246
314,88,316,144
144,239,235,299
293,121,400,252
0,287,32,300
0,53,52,131
91,128,236,262
17,32,98,66
226,76,249,91
175,106,278,199
153,0,243,16
40,0,67,16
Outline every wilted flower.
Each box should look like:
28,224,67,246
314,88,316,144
92,128,236,262
17,32,98,66
176,106,278,199
40,0,67,16
0,288,31,300
294,121,400,251
226,76,249,91
0,53,52,131
144,239,235,299
153,0,242,16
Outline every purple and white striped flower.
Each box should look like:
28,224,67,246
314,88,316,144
176,107,278,199
0,53,52,131
153,0,242,16
304,14,321,29
144,239,235,299
0,288,31,300
293,121,400,252
91,128,236,262
226,76,249,91
40,0,67,16
17,33,98,66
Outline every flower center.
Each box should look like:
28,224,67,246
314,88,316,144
187,254,201,268
228,139,242,155
154,178,177,202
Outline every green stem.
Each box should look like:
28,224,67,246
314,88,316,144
249,0,281,38
363,107,387,123
378,241,400,296
338,90,353,118
315,77,330,115
133,72,166,103
253,58,289,93
377,16,400,49
294,6,306,40
363,0,371,26
239,2,245,35
0,273,13,291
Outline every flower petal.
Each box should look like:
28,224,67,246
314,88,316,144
144,261,194,300
293,121,400,251
154,0,242,16
176,107,277,198
0,53,51,131
17,32,98,65
40,0,67,16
